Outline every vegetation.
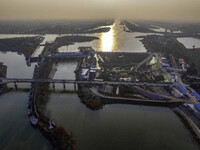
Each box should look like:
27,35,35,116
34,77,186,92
0,20,114,34
140,35,200,74
30,61,76,150
43,36,99,54
0,37,43,57
82,98,103,110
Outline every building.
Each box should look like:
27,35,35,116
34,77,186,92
80,69,89,80
89,68,98,80
194,104,200,112
171,87,184,98
175,83,187,96
162,62,170,67
191,90,200,101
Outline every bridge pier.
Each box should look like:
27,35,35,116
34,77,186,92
14,82,18,89
74,83,77,91
52,83,55,89
116,86,119,95
63,83,66,89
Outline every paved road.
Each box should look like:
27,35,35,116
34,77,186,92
90,87,186,103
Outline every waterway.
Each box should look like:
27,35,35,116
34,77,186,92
58,20,160,53
0,20,199,150
0,91,52,150
177,37,200,49
50,61,78,90
0,51,53,149
32,34,59,57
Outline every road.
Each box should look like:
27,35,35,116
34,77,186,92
90,87,186,103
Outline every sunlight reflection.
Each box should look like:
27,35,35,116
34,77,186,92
101,24,115,52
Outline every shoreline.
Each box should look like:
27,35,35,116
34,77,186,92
173,107,200,145
0,36,44,57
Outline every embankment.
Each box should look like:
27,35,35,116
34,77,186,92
29,61,76,150
0,62,7,92
173,107,200,145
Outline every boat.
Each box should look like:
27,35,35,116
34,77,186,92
30,116,38,125
48,121,54,130
27,109,32,116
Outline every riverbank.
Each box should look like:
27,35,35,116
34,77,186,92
173,107,200,145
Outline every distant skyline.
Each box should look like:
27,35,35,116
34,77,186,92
0,0,200,22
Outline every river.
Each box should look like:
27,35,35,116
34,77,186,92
177,37,200,49
46,94,199,150
0,20,199,150
58,20,161,53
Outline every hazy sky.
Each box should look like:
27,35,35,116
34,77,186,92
0,0,200,21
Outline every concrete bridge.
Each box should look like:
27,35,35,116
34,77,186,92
0,77,173,87
29,52,85,63
47,52,85,60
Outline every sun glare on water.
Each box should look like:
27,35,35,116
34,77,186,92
101,24,116,52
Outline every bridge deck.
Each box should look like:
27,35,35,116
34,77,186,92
0,77,173,86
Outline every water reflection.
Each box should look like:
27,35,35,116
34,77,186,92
101,24,116,52
46,94,200,150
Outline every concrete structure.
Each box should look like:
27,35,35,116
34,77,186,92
0,77,174,87
191,90,200,101
175,83,187,96
80,69,89,80
48,52,84,59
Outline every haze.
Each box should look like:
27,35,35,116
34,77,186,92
0,0,200,22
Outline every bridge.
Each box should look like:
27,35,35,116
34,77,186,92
47,52,85,59
0,77,173,87
28,52,85,63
